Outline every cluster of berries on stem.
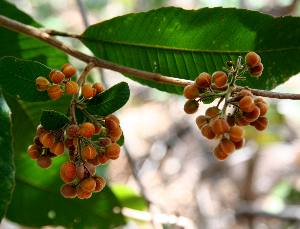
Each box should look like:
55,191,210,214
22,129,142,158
29,63,123,198
183,52,269,160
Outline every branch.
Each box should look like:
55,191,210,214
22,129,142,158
0,15,300,100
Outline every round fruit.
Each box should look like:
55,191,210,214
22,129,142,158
239,96,255,112
213,145,229,161
49,69,65,84
212,118,230,134
226,115,236,127
79,122,95,138
60,184,77,198
82,84,94,98
61,162,76,179
77,186,92,199
80,177,96,192
255,99,268,116
66,125,80,139
109,127,122,142
36,77,50,91
194,72,211,88
65,81,79,95
239,89,253,98
98,154,110,164
94,176,106,192
253,116,269,131
76,164,85,180
220,138,235,154
229,126,245,142
236,115,250,127
233,138,245,150
61,63,76,78
82,145,97,160
37,124,47,136
248,63,263,77
37,155,52,169
183,84,199,100
98,138,112,147
92,82,105,95
195,115,210,130
212,71,228,88
244,105,260,122
64,138,78,150
49,141,65,156
205,107,221,121
184,99,199,114
94,124,102,135
106,143,121,160
87,154,101,166
84,162,96,176
27,144,42,160
41,133,54,148
48,85,63,100
105,115,120,132
245,52,261,68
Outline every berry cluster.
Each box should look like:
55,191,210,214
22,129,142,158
183,52,269,161
29,63,123,198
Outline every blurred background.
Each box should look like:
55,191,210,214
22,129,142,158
2,0,300,228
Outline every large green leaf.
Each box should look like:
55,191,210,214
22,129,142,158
0,0,68,70
40,110,70,131
80,7,300,94
6,155,125,229
86,82,130,116
0,57,53,102
0,90,14,223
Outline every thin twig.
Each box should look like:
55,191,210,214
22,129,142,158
0,15,300,100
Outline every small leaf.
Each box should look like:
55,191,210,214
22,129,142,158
202,97,215,104
40,110,70,131
0,57,52,102
86,82,130,116
0,90,14,222
116,131,124,146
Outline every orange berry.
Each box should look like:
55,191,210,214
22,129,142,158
213,145,229,161
220,138,235,154
239,89,253,98
233,138,245,150
201,124,216,140
205,107,220,121
80,122,95,138
76,164,85,180
82,84,94,98
33,136,43,147
236,115,250,127
105,115,120,132
239,96,255,112
48,85,63,100
98,154,110,164
253,116,269,131
94,176,106,192
49,69,65,84
184,99,199,114
60,184,77,198
41,133,54,148
36,76,50,91
94,124,102,135
66,125,80,139
92,82,105,95
109,127,122,142
37,124,47,136
245,52,261,68
195,115,210,130
27,144,42,160
61,162,76,179
183,84,199,100
244,105,260,122
84,162,96,176
64,138,78,150
77,186,92,199
98,138,112,147
37,155,52,169
212,118,230,134
49,141,65,156
255,98,269,116
194,72,211,88
227,115,236,127
61,63,76,78
229,126,245,142
106,143,121,160
248,63,263,77
80,177,96,192
212,71,228,88
82,145,97,160
65,81,79,95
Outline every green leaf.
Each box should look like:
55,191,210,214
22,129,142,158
0,0,68,70
117,132,124,146
86,82,130,116
0,90,14,223
6,155,125,228
80,7,300,93
0,57,53,102
40,110,70,131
